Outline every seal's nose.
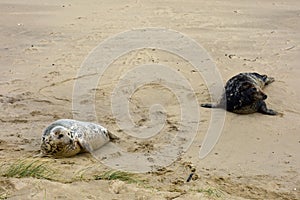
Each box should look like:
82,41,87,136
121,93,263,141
263,94,267,100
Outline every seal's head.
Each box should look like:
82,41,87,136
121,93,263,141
242,82,267,101
41,126,81,157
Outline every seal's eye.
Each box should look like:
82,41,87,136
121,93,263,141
250,87,257,92
242,82,252,90
58,134,64,139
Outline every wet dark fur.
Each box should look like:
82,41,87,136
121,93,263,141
201,72,277,115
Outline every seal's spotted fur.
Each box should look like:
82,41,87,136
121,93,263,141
201,72,277,115
39,119,117,157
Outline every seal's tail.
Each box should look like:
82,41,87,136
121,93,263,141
200,103,219,108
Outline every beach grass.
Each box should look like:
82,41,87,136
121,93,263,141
94,170,143,184
0,193,8,200
1,159,53,180
196,188,223,198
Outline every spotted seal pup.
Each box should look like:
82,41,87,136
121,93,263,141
201,72,277,115
38,119,118,158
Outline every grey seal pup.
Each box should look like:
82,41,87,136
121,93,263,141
38,119,118,158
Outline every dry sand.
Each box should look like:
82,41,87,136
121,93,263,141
0,0,299,199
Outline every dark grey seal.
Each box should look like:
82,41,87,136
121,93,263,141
201,72,277,115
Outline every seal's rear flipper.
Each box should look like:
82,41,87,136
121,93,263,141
200,103,219,108
108,131,120,142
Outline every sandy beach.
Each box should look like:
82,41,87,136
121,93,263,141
0,0,299,199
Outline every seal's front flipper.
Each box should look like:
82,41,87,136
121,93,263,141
259,108,277,115
258,101,277,115
78,139,93,153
